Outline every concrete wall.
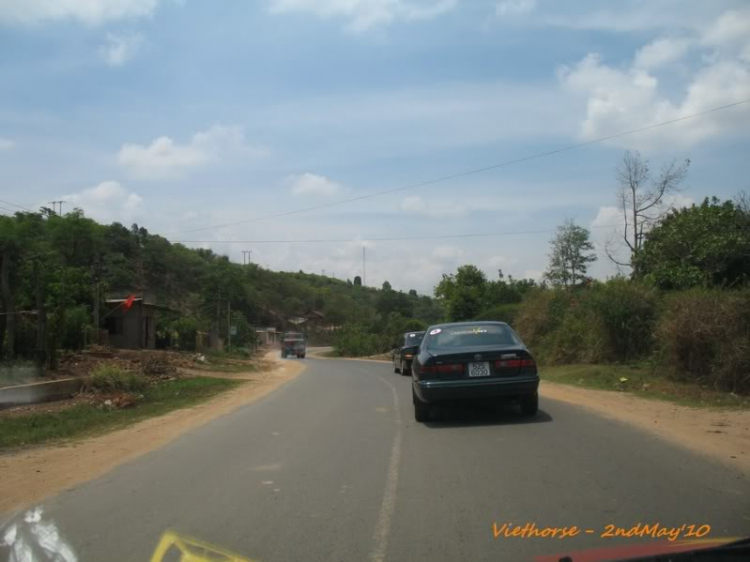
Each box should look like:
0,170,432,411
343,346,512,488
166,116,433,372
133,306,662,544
0,378,85,408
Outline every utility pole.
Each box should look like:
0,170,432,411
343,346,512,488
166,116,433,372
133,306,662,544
242,250,252,265
227,300,232,349
33,259,47,369
48,201,65,216
93,254,101,344
363,246,366,287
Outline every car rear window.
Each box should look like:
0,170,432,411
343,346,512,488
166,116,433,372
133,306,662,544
426,324,519,348
404,333,424,345
284,333,304,340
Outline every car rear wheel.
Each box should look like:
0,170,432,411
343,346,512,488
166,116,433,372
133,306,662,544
401,361,409,376
394,363,400,373
412,388,430,422
520,393,538,416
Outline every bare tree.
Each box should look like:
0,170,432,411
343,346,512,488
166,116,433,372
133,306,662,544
607,151,690,277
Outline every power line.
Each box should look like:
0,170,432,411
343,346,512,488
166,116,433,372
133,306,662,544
176,223,620,245
176,98,750,235
0,198,35,213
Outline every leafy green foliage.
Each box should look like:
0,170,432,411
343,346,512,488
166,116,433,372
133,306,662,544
0,211,442,361
516,280,658,364
638,197,750,289
90,365,148,392
545,220,596,288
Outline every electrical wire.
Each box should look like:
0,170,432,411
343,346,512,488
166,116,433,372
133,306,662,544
175,223,620,245
175,98,750,235
0,198,35,212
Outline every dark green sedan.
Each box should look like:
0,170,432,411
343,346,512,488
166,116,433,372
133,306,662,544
411,321,539,422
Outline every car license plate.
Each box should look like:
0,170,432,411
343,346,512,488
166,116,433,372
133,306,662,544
468,362,490,377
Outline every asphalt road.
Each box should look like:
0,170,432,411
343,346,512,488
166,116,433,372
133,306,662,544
9,355,750,561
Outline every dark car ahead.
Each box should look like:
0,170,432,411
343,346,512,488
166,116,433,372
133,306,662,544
392,331,425,376
411,321,539,422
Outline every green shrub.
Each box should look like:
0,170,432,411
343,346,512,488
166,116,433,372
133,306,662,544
544,302,610,364
473,303,521,324
332,324,387,357
90,365,148,392
589,279,659,362
61,305,91,350
656,289,750,393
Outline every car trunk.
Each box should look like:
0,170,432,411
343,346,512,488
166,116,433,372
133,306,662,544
426,346,534,380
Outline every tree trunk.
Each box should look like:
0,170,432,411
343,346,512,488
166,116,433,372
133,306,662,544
34,260,47,369
1,250,15,359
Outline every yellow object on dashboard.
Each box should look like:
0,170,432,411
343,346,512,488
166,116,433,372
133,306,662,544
151,531,257,562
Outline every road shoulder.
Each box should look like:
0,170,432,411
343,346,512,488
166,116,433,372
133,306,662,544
0,352,305,514
541,380,750,477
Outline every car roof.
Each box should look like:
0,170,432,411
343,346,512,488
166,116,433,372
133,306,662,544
426,321,510,330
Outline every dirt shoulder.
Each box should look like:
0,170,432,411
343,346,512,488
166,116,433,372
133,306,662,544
541,381,750,477
0,352,305,514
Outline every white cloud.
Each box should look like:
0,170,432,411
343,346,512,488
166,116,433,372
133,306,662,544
558,8,750,150
400,195,467,218
0,0,161,26
495,0,535,18
432,244,464,260
268,0,457,32
633,37,691,70
62,181,143,223
118,125,265,179
0,137,15,151
100,32,144,66
288,173,342,196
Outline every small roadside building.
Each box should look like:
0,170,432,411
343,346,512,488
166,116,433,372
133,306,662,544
104,290,175,350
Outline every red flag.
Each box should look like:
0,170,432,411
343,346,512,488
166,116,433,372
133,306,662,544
123,294,136,311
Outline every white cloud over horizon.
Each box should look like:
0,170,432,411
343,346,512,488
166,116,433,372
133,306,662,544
268,0,457,32
0,137,15,150
0,0,161,25
289,173,342,196
62,181,143,223
118,125,266,179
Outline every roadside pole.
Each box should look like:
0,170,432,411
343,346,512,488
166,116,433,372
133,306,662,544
227,301,231,349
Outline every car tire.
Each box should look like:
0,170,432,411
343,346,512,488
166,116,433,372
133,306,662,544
520,393,539,416
401,361,409,376
412,388,430,422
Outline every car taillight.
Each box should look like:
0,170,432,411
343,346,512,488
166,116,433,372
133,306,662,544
404,353,413,359
494,359,536,368
420,363,465,374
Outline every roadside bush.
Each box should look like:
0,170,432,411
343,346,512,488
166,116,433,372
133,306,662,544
332,324,387,357
588,279,659,362
543,301,610,364
90,365,148,392
656,289,750,393
60,305,91,350
473,303,521,325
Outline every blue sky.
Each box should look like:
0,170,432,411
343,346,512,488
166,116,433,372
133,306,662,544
1,0,749,293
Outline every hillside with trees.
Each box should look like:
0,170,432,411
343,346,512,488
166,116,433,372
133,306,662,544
0,210,443,367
